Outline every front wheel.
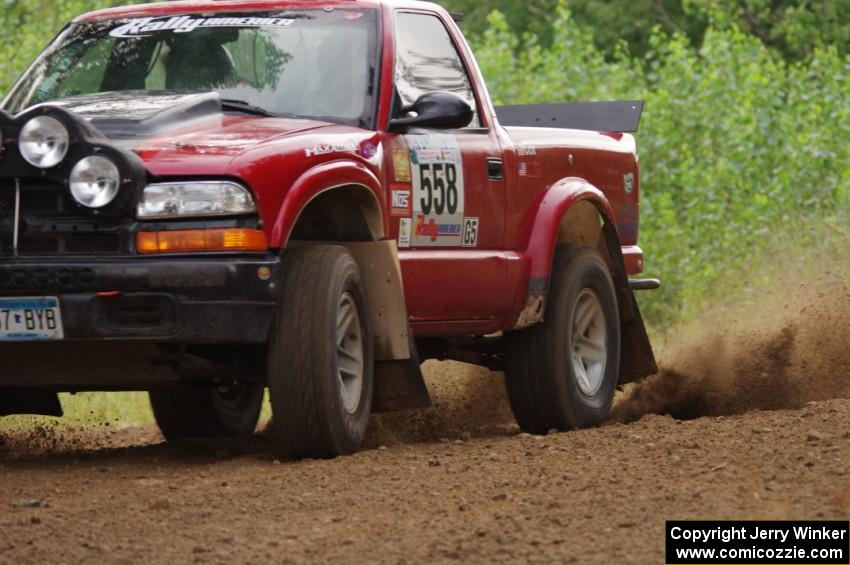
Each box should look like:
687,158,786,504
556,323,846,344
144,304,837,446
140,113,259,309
505,244,621,434
267,245,374,460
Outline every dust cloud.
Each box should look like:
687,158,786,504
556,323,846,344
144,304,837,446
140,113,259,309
365,360,516,447
613,273,850,422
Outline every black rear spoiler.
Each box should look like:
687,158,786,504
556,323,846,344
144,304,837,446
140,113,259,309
495,100,644,133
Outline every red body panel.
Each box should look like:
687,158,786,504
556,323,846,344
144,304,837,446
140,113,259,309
73,0,648,337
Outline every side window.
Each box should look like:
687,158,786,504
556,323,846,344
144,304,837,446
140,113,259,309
394,13,480,127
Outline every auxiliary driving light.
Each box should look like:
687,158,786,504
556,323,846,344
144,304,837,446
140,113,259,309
69,155,121,208
19,115,70,168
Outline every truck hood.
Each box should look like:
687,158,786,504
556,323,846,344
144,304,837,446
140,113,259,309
47,91,333,156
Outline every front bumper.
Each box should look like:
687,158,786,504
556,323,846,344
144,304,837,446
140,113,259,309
0,254,281,343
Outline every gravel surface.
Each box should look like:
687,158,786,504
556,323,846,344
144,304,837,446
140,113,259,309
0,276,847,564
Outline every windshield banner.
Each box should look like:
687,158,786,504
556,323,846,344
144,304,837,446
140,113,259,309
109,16,296,39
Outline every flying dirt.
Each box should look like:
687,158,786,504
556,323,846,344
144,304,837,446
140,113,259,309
613,274,850,423
1,272,848,564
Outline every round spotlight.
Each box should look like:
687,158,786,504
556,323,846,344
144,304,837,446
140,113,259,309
19,116,70,168
69,156,120,208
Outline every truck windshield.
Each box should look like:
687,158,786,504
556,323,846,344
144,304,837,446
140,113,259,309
3,9,380,127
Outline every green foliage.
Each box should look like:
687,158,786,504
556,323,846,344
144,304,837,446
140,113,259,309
445,0,850,61
687,0,850,60
473,9,849,328
0,0,122,94
444,0,702,57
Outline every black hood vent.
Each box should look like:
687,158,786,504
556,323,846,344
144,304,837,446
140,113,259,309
45,91,223,140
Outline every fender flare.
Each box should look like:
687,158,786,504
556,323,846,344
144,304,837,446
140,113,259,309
514,177,623,330
269,160,387,248
524,177,617,282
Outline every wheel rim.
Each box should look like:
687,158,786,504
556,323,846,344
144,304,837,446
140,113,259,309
336,292,365,415
571,289,608,397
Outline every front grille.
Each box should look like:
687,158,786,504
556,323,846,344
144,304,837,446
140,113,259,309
0,179,132,257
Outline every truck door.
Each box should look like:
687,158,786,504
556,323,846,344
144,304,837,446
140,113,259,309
382,10,508,334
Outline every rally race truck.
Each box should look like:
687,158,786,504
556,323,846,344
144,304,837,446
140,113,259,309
0,0,659,459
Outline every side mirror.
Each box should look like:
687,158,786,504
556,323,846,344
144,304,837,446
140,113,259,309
389,91,473,131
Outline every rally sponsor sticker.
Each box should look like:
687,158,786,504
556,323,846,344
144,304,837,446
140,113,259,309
624,172,636,194
518,161,543,178
110,16,296,38
398,218,412,249
391,186,412,217
304,143,358,158
517,144,537,157
392,149,412,183
405,134,465,247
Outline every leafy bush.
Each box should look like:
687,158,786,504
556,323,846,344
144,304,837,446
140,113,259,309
474,9,849,329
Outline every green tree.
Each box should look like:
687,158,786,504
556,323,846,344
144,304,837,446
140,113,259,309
687,0,850,59
444,0,850,61
472,9,849,327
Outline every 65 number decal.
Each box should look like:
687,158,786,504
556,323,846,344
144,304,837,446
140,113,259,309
418,163,459,216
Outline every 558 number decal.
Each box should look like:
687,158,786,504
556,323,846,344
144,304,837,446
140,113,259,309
418,163,459,216
407,133,466,247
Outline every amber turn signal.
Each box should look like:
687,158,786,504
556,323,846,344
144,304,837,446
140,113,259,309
137,229,268,255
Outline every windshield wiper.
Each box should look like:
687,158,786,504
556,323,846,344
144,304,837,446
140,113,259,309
220,99,278,117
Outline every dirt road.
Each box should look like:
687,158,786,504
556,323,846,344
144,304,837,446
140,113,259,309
1,276,848,564
2,394,850,564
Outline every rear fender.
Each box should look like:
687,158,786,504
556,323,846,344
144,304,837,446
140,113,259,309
516,177,616,329
516,177,657,383
269,160,387,248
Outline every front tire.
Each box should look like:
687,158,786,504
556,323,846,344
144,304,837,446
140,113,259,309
268,245,374,460
505,244,621,434
149,384,264,440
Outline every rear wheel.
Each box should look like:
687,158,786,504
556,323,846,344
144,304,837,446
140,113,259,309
505,244,621,433
149,383,264,440
267,245,374,460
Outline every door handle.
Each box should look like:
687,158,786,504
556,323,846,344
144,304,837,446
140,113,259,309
487,157,504,180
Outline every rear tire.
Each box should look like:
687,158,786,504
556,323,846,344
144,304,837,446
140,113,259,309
149,384,264,440
267,245,374,460
505,244,620,433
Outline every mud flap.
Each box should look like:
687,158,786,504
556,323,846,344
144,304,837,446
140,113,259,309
344,241,432,413
0,389,63,417
600,224,658,385
618,298,658,385
372,354,432,413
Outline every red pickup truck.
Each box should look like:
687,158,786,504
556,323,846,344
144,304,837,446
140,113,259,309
0,0,658,458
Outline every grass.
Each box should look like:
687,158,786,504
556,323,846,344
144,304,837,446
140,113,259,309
0,392,153,431
1,391,275,431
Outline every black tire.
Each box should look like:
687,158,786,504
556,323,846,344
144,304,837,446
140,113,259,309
268,245,374,460
149,384,264,440
505,244,621,433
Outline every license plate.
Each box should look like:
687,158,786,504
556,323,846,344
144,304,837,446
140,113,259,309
0,297,64,341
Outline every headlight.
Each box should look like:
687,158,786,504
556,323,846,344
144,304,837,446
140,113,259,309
19,116,70,168
136,181,257,220
70,156,121,208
